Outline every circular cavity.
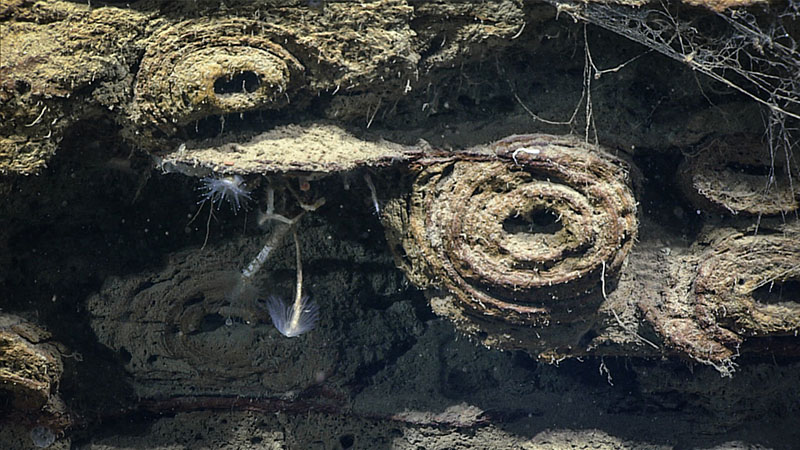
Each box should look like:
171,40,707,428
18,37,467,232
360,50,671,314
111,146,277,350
679,134,800,215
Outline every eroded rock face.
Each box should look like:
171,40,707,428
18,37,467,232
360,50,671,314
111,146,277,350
87,237,337,398
1,0,797,362
0,3,145,173
127,2,421,152
678,134,800,216
1,0,533,174
2,0,800,446
131,18,305,129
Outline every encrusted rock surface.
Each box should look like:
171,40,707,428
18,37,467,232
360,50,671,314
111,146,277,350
1,0,799,448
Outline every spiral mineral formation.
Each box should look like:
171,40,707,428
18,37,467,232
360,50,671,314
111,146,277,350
383,134,639,356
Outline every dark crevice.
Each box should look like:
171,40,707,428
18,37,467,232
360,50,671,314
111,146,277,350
751,279,800,305
213,71,261,95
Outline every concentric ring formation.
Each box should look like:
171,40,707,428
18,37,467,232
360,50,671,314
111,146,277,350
694,228,800,340
678,134,800,215
132,18,303,130
389,134,638,326
87,245,334,398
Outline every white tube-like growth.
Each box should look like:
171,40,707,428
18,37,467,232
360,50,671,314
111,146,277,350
226,222,292,306
242,243,273,280
242,223,291,281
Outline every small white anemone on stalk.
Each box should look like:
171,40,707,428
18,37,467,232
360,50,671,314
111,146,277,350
267,295,320,338
199,175,252,213
266,229,319,337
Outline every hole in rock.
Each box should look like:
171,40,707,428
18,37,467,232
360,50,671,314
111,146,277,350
193,313,227,333
751,278,800,305
724,162,772,177
15,80,30,94
119,347,132,363
339,434,355,449
503,208,563,235
214,71,261,95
